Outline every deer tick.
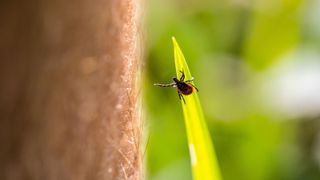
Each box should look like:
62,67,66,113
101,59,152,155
154,71,198,103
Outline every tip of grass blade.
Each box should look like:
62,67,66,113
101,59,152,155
172,37,222,180
172,37,192,80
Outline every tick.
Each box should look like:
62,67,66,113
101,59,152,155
154,71,199,103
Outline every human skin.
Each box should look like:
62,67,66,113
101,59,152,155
0,0,141,179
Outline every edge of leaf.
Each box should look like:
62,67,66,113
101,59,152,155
172,36,222,180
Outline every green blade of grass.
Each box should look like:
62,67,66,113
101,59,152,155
172,37,222,180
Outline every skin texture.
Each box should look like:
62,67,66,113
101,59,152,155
0,0,141,179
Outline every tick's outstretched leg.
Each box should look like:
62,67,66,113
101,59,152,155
185,77,194,83
154,82,176,87
179,70,185,81
180,71,195,84
178,92,186,104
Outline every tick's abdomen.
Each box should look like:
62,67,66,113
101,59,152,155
177,82,193,95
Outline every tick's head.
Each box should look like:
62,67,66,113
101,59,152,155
173,77,179,83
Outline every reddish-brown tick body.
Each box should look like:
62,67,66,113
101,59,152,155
173,77,193,95
154,71,198,103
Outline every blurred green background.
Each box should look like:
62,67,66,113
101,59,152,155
144,0,320,179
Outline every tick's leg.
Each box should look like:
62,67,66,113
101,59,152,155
179,70,185,81
188,83,199,92
154,82,176,87
178,92,186,104
181,95,186,104
185,77,194,83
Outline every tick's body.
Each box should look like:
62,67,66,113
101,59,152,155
173,77,193,95
154,71,198,103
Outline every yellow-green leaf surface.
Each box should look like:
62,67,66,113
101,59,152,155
172,37,222,180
